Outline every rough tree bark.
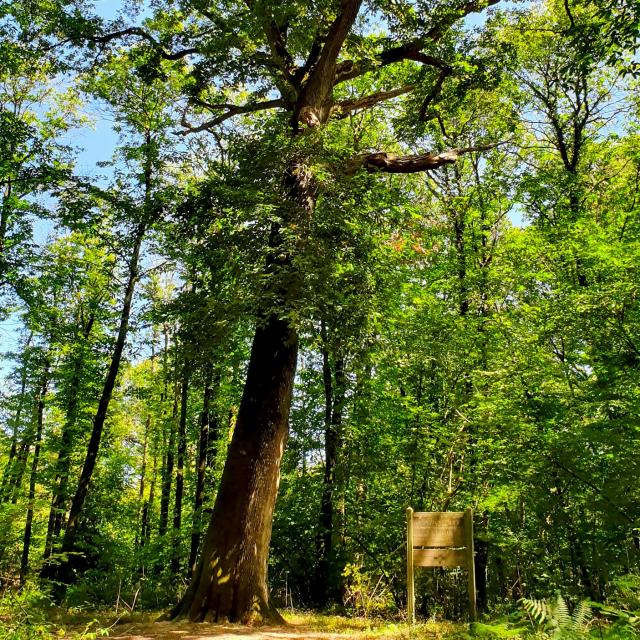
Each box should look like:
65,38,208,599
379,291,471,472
166,0,499,622
170,155,315,623
169,0,363,619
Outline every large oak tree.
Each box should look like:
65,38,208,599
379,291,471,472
42,0,504,621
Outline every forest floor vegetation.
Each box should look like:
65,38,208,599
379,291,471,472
0,601,467,640
3,601,637,640
2,585,639,639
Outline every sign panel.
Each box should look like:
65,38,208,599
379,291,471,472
406,507,476,623
413,548,467,568
412,512,466,548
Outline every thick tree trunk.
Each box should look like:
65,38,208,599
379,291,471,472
171,313,298,622
42,223,145,592
171,159,315,623
20,364,49,584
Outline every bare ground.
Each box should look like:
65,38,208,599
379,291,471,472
107,621,381,640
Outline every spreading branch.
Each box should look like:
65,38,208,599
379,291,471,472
332,84,414,118
419,67,452,120
347,141,506,175
244,1,296,84
179,98,285,135
294,36,324,84
313,0,364,82
424,0,501,40
88,27,199,60
550,457,636,527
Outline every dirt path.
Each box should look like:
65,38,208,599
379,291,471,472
108,621,355,640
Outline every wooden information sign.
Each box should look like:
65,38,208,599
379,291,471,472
406,507,476,623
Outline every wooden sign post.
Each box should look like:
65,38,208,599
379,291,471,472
406,507,476,623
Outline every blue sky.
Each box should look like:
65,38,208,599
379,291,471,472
73,0,130,174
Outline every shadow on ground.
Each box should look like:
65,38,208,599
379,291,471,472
108,621,349,640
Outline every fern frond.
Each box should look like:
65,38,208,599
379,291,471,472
553,593,572,628
572,600,592,631
520,597,550,624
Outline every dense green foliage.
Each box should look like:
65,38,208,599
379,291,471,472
0,0,639,634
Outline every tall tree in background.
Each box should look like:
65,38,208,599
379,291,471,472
42,47,183,592
41,233,115,563
502,0,640,600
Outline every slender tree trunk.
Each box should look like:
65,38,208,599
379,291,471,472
141,338,159,550
207,407,222,475
474,195,491,612
142,446,158,548
44,313,95,561
141,457,155,546
171,362,190,575
171,158,315,623
0,176,12,275
474,512,489,611
409,369,424,506
189,364,214,574
20,364,49,584
159,381,177,538
158,328,175,538
3,357,41,507
0,332,32,502
314,321,346,607
42,223,145,593
4,396,42,506
135,414,151,550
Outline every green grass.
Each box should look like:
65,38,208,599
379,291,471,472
283,611,467,638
